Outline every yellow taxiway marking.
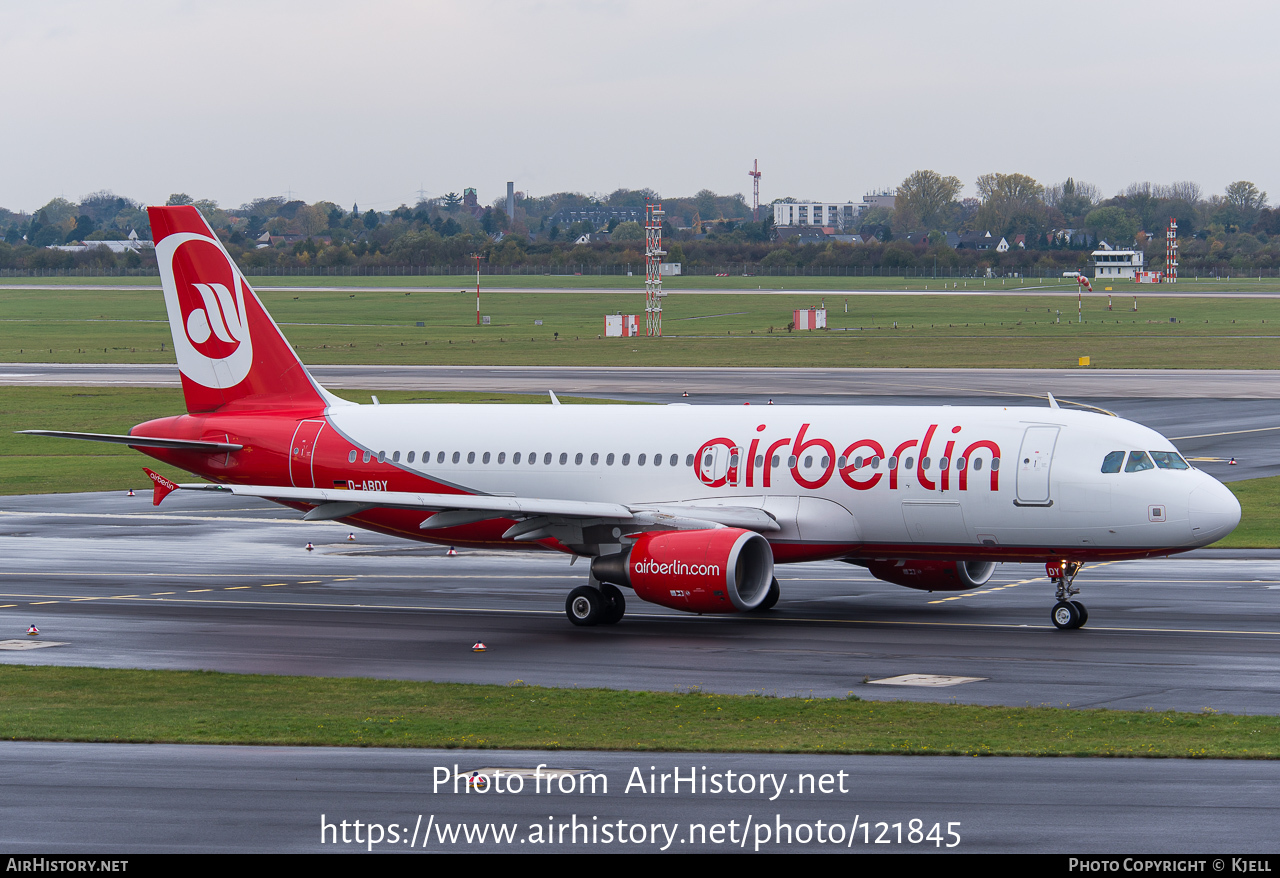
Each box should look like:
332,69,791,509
1172,425,1280,440
30,601,57,605
261,583,285,587
927,561,1119,604
0,605,14,608
150,592,175,595
110,595,139,599
299,580,323,584
187,589,212,593
224,586,251,590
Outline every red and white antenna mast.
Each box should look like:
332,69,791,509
644,199,665,337
749,159,762,222
1165,217,1178,283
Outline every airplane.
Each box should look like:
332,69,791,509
22,205,1242,631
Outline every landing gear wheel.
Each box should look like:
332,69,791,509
749,577,781,612
600,584,626,625
1051,600,1082,630
1070,600,1089,627
566,586,603,627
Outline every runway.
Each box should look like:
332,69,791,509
2,490,1279,714
5,742,1279,853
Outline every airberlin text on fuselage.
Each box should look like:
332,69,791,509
695,423,1002,494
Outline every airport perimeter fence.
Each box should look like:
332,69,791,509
2,264,1278,280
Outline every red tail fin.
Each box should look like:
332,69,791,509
149,206,329,413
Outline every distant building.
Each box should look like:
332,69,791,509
48,230,153,253
1092,242,1144,279
772,202,858,230
549,207,645,228
861,191,896,212
955,231,1008,252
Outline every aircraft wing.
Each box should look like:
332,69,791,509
19,430,242,453
164,479,780,534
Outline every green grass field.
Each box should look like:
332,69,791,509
5,283,1280,368
0,666,1275,756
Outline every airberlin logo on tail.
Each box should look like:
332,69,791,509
156,232,255,389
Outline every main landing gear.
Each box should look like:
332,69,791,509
1047,560,1088,630
565,583,626,627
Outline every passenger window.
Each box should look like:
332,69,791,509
853,456,863,468
590,453,599,465
821,456,830,468
622,453,631,465
771,455,780,467
407,451,415,463
991,457,1000,471
638,454,647,466
670,454,678,466
452,451,460,464
655,453,664,467
1125,451,1155,473
973,458,983,471
607,453,615,466
348,450,357,464
498,452,506,464
575,452,583,465
939,457,949,471
392,451,400,463
437,451,445,464
787,455,797,467
921,457,931,470
685,454,694,467
363,451,371,463
726,454,735,467
467,452,475,464
803,455,813,467
559,452,568,465
482,452,491,464
543,452,552,465
1101,451,1125,473
378,451,386,463
1150,451,1190,470
870,456,881,469
513,452,522,464
904,456,914,470
956,457,966,471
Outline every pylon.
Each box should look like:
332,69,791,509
26,624,39,636
447,547,458,556
305,542,314,551
127,489,135,496
472,642,487,652
347,532,356,541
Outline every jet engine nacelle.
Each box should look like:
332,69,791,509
592,528,775,613
863,559,997,592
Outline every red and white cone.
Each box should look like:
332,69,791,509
347,532,356,541
305,542,315,551
446,547,457,556
472,642,487,652
1229,457,1238,465
127,489,135,496
26,624,39,636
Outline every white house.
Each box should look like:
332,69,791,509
1091,242,1144,279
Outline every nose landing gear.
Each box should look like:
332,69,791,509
1048,560,1087,630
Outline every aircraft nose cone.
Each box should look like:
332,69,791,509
1189,480,1241,544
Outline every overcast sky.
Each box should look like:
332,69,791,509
3,1,1276,213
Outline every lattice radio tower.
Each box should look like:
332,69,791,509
749,159,762,222
1164,217,1178,283
644,199,665,337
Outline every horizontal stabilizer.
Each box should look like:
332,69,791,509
18,430,242,452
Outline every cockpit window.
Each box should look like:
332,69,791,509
1150,451,1190,470
1125,451,1155,473
1101,451,1125,473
